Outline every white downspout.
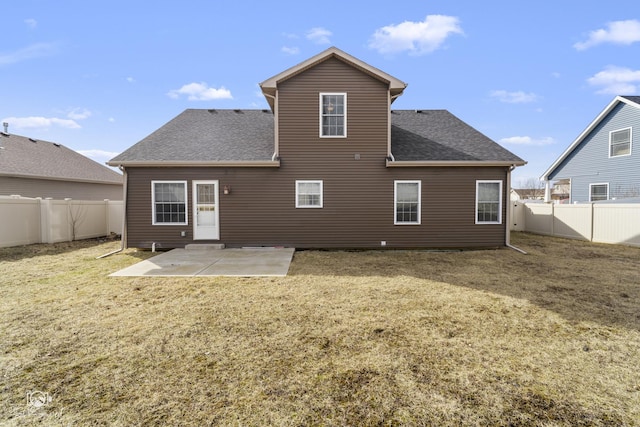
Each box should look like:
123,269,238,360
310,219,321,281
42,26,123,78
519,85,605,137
544,179,552,203
97,166,128,258
506,165,527,254
263,91,279,162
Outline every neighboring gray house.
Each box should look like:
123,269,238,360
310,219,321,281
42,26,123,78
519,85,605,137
542,96,640,203
0,130,123,200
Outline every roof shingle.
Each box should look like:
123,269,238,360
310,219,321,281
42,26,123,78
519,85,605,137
0,133,122,184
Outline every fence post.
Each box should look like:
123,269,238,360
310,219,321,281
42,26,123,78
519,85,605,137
104,199,110,237
590,203,594,242
40,198,52,243
550,202,555,236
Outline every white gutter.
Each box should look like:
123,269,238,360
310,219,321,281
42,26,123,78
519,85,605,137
106,160,280,168
263,91,279,161
386,159,527,167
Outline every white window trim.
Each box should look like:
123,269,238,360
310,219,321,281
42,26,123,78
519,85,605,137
475,180,503,225
394,180,421,225
319,92,347,138
609,127,632,158
589,182,609,202
295,180,323,208
152,180,188,225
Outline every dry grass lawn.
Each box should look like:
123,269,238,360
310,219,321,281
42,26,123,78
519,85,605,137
1,232,639,426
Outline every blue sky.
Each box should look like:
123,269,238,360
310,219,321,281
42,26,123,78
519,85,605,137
2,0,639,186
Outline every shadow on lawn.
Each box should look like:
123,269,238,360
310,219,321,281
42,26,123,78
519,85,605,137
0,238,121,262
289,232,640,332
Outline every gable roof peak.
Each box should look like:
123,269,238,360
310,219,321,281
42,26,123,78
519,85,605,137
259,46,407,109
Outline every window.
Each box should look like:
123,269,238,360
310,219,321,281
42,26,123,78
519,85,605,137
476,181,502,224
610,128,631,157
320,93,346,137
590,183,609,201
152,181,188,224
394,181,421,225
296,180,323,208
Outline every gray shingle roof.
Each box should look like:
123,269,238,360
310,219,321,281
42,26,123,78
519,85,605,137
390,110,524,163
109,108,523,165
109,109,275,163
0,133,123,184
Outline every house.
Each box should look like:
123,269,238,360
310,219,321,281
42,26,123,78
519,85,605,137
542,96,640,203
0,128,123,200
108,47,525,250
510,188,545,201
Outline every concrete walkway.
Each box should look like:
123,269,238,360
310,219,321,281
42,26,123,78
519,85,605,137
110,247,295,277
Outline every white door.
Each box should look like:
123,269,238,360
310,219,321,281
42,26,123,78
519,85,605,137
193,180,219,240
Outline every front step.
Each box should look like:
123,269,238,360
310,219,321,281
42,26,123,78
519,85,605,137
184,243,225,250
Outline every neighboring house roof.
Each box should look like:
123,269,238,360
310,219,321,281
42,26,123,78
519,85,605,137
260,46,408,111
108,108,525,167
390,110,525,165
0,132,123,184
541,95,640,180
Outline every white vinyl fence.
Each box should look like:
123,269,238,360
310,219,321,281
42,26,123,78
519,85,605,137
0,196,123,248
511,201,640,247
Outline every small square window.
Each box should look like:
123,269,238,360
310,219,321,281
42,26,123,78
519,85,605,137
590,183,608,201
320,93,346,137
296,180,323,208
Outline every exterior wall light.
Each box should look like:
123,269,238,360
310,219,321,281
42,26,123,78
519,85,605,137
223,185,231,195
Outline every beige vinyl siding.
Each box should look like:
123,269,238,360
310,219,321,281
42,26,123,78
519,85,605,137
0,176,123,200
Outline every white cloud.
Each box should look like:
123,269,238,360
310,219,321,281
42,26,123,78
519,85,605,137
126,76,135,83
490,90,539,104
368,15,463,55
108,117,115,123
306,27,332,45
0,42,58,66
67,108,92,120
167,82,233,101
587,66,640,95
24,19,37,29
574,19,640,50
281,46,300,55
2,116,81,130
499,136,555,146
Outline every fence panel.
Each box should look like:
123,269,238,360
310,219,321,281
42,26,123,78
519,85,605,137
515,201,640,247
0,197,123,248
0,198,41,247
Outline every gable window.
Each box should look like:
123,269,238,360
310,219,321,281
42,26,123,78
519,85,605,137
590,183,608,201
152,181,188,225
320,93,346,137
610,127,631,157
476,180,502,224
394,180,421,225
296,180,323,208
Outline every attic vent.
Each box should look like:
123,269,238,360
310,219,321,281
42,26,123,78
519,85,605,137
208,109,217,114
415,110,425,114
29,138,37,143
390,110,397,114
233,109,243,114
262,109,270,113
53,143,61,147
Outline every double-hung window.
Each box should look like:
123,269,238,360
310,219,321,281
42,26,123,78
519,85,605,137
320,93,346,137
152,181,188,225
476,180,502,224
590,183,609,201
609,127,631,157
296,180,323,208
394,180,421,225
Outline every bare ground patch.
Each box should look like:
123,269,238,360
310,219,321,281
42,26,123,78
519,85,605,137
1,233,639,425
